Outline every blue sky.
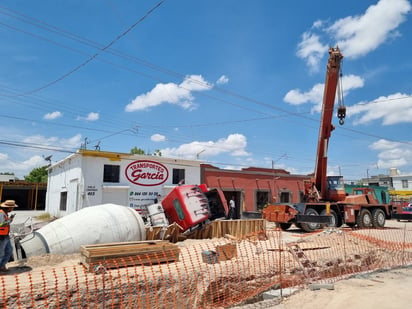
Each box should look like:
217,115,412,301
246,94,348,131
0,0,411,181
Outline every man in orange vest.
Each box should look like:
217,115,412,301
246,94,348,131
0,200,18,273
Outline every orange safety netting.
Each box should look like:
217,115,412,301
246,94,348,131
1,224,412,308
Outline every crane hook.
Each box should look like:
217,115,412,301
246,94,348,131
337,106,346,125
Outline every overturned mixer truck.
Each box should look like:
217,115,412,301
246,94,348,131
14,184,229,260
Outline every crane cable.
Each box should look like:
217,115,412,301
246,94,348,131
337,68,346,125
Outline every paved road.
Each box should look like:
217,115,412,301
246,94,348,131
10,210,46,224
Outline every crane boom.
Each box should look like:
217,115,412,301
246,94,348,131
263,46,396,232
314,47,344,201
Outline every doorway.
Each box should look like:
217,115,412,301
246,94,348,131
223,191,241,219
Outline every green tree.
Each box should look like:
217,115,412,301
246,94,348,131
130,147,145,155
24,166,48,183
153,149,162,156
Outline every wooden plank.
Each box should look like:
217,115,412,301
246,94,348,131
80,240,171,257
82,242,177,259
81,248,181,272
145,222,184,243
147,219,266,240
82,248,180,264
80,240,180,272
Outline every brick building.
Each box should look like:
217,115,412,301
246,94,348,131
201,164,310,219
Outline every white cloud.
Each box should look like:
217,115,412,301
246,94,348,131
284,74,364,113
328,0,411,59
349,93,412,125
160,134,249,159
216,75,229,85
297,32,328,73
43,111,62,120
125,75,212,112
151,134,166,142
0,134,82,179
297,0,411,70
370,139,412,169
312,20,323,29
76,112,99,121
22,133,82,151
0,133,83,178
0,153,45,177
283,83,324,106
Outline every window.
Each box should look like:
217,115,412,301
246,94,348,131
381,191,387,204
173,199,185,220
279,191,291,203
299,191,305,202
60,191,67,211
103,165,120,183
327,176,344,190
256,191,269,211
172,169,185,185
402,179,408,189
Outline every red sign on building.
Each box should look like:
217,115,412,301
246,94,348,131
125,160,169,186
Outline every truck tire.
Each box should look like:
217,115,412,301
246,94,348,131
276,223,292,231
371,208,385,228
356,209,372,228
320,209,342,228
301,208,320,232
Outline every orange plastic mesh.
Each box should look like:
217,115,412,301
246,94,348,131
0,224,411,308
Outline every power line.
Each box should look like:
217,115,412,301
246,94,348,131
1,3,411,145
0,3,410,173
2,1,166,97
0,140,76,154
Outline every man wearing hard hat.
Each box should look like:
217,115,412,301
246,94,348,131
0,200,18,273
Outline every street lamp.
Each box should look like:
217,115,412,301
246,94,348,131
196,149,205,159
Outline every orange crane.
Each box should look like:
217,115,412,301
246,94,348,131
304,47,346,204
262,47,394,232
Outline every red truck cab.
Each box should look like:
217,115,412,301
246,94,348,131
161,184,229,232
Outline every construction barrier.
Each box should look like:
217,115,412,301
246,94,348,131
1,224,412,308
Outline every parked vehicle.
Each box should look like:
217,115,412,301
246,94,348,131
392,203,412,222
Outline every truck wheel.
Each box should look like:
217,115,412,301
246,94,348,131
320,209,342,228
276,223,292,231
371,208,385,228
356,209,372,228
301,208,320,232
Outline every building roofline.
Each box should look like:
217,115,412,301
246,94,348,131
201,164,309,178
49,149,202,169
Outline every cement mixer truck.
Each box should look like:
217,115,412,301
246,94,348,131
14,184,229,259
146,183,229,231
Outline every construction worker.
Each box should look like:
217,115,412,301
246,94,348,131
229,197,236,219
0,200,18,273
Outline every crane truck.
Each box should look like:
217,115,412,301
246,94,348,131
262,47,394,232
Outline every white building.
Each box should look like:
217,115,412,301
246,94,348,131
46,149,202,217
388,168,412,204
392,174,412,192
0,174,17,182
